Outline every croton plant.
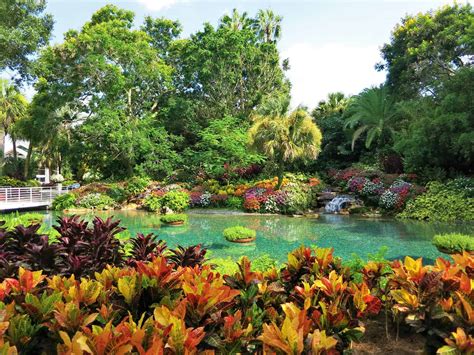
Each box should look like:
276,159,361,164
0,217,472,354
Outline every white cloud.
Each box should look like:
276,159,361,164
282,43,386,109
136,0,177,11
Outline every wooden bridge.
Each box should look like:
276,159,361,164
0,186,71,212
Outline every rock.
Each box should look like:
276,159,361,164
162,206,174,215
304,213,320,218
122,203,139,210
317,191,337,201
337,210,350,215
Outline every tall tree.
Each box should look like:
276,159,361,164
254,9,282,43
34,5,177,178
0,79,28,162
344,86,397,150
377,3,473,98
394,67,474,174
312,92,349,119
169,10,288,129
0,0,53,83
219,9,253,31
249,109,322,189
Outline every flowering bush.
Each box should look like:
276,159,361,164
243,197,261,212
379,190,400,210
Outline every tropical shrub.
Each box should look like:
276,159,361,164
160,214,188,224
223,226,256,241
125,176,150,197
0,213,45,230
399,180,474,221
432,233,474,254
77,193,116,210
0,176,30,187
160,190,190,212
107,184,127,203
143,195,162,212
226,196,243,209
385,253,474,352
51,193,77,211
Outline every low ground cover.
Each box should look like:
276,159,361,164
0,216,472,353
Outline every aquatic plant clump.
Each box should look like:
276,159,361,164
160,213,188,224
223,226,257,242
432,233,474,254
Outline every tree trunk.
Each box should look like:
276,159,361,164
11,135,17,161
0,129,5,175
24,143,33,179
275,163,285,190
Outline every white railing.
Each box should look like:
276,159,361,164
0,186,70,205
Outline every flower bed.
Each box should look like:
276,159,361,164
328,168,424,212
0,216,472,353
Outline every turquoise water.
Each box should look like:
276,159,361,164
38,210,474,263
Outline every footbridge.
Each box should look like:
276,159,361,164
0,186,71,212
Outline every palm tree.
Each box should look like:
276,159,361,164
254,9,282,43
220,9,252,31
0,79,28,161
344,86,396,150
249,109,322,189
312,92,350,119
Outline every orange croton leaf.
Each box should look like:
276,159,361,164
57,331,93,355
310,329,338,355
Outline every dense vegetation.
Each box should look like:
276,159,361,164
0,216,472,353
0,3,472,185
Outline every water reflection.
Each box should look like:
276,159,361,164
38,210,473,262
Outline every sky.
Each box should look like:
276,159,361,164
30,0,470,108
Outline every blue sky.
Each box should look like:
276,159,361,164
39,0,469,107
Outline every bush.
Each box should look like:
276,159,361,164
107,185,128,203
0,213,45,230
78,193,116,210
160,214,188,224
0,176,28,187
143,195,163,212
226,196,243,209
51,193,77,211
432,233,474,254
399,181,474,221
161,190,190,212
125,176,150,197
223,226,256,241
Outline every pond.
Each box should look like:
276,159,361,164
38,209,474,264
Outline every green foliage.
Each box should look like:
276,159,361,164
378,3,474,98
159,213,188,224
432,233,474,254
0,176,29,187
344,86,396,150
226,196,243,209
161,190,190,212
77,193,116,210
186,116,263,178
394,67,474,174
51,193,77,211
0,0,53,82
251,254,279,272
34,5,178,179
143,195,162,212
125,176,150,197
223,226,256,241
399,181,474,222
107,185,128,204
0,212,44,230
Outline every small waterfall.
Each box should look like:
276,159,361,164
324,195,354,213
